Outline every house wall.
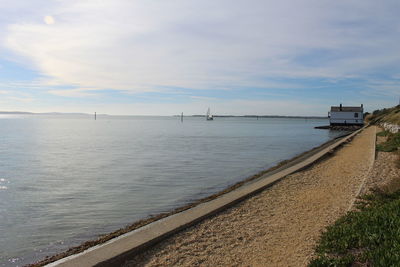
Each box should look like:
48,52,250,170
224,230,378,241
329,111,364,125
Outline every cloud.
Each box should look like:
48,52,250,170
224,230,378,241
6,96,34,103
363,79,400,97
0,80,45,90
47,88,97,97
189,96,218,101
3,0,400,96
0,89,34,104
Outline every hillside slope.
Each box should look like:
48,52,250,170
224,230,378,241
368,105,400,125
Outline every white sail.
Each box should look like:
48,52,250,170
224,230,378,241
206,108,213,120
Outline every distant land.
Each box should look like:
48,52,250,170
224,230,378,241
0,111,327,119
0,111,35,114
0,111,95,115
190,115,328,119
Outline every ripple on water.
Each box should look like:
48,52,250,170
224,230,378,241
0,178,9,190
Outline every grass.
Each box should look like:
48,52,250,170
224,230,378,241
376,131,400,169
376,132,400,152
374,106,400,168
309,190,400,267
376,130,390,137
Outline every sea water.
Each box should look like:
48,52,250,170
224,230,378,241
0,115,344,266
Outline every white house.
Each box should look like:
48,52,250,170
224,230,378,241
329,104,364,126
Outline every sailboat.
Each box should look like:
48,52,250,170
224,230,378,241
206,108,213,121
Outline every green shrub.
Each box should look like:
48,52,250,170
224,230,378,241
376,132,400,152
309,255,353,267
376,130,390,137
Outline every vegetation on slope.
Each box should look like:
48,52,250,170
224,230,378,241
376,131,400,152
376,130,400,169
367,105,400,125
309,190,400,267
371,106,400,167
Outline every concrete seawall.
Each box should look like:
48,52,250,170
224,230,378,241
46,127,367,267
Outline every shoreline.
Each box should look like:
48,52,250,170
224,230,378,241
31,132,352,267
124,126,376,266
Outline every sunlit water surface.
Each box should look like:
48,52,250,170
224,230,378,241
0,115,344,266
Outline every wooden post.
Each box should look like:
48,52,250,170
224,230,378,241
181,112,183,123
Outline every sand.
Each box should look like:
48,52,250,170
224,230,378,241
124,126,377,267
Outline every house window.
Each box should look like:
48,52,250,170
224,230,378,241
354,113,358,118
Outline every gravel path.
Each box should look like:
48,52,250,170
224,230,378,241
124,126,377,267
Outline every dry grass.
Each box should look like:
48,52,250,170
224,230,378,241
369,105,400,125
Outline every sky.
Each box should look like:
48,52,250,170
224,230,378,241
0,0,399,116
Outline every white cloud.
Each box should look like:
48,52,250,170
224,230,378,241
0,80,46,90
0,84,35,104
47,88,97,97
363,79,400,97
3,0,400,96
6,96,34,103
189,96,218,101
0,90,34,104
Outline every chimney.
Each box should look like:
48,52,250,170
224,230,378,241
361,104,363,108
340,103,342,111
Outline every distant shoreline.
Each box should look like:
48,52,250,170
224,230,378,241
189,115,328,119
0,111,327,119
0,111,89,115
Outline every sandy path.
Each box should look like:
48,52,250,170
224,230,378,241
124,126,376,267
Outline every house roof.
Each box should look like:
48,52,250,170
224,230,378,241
331,106,363,112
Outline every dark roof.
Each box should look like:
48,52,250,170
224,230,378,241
331,106,363,112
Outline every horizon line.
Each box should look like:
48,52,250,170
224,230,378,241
0,110,330,118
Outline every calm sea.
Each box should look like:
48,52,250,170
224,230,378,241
0,115,344,266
